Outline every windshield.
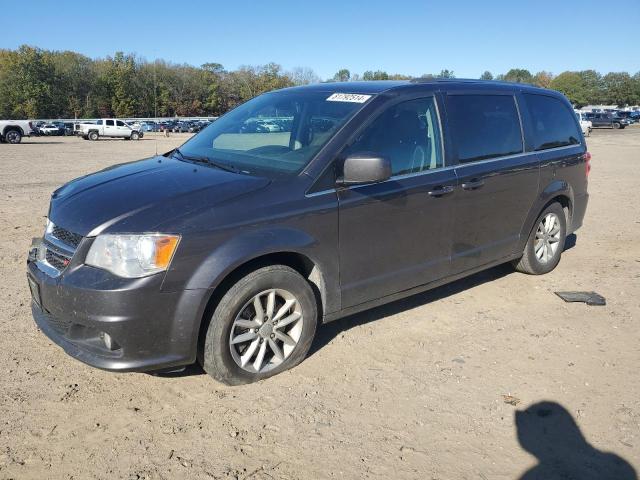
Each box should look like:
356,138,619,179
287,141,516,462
177,90,370,176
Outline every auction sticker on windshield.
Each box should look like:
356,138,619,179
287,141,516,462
326,93,371,103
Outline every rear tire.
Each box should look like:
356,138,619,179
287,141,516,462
513,202,566,275
130,131,140,140
201,265,318,385
5,130,22,144
88,131,99,141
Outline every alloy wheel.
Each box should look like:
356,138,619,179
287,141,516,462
229,289,304,373
534,213,561,264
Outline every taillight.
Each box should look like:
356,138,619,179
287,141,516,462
584,151,591,178
28,121,33,130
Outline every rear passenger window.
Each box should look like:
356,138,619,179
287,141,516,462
345,97,443,176
523,94,581,150
106,120,114,126
446,95,523,163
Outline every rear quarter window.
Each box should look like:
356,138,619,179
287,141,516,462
446,94,523,163
523,94,581,151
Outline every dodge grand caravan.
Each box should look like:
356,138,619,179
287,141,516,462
27,80,589,385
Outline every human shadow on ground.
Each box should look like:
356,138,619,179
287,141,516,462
516,401,636,480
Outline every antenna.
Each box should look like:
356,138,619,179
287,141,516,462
154,59,158,156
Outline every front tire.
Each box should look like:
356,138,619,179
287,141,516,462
513,202,566,275
202,265,318,385
130,131,140,140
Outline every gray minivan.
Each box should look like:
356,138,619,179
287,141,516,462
27,80,589,384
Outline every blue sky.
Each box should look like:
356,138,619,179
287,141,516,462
2,0,639,79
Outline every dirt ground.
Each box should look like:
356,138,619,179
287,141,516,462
0,129,638,479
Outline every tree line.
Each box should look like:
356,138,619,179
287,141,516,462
332,68,640,108
1,45,639,120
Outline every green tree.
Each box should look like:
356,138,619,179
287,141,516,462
0,46,57,118
333,69,351,82
503,68,534,84
602,72,637,106
363,70,389,80
533,71,553,89
550,72,588,106
480,71,493,80
437,69,455,78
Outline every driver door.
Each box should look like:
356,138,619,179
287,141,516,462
337,96,457,308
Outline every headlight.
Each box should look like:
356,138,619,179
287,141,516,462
85,234,180,278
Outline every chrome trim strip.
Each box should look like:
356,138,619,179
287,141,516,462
43,232,76,255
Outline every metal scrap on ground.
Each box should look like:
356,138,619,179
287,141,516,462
555,291,606,306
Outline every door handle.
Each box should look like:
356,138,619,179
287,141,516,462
461,178,485,190
427,185,455,197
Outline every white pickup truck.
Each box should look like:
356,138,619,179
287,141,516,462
77,119,143,141
0,120,34,144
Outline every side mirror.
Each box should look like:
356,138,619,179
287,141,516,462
339,152,392,185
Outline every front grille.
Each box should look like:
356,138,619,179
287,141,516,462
45,249,70,270
51,225,82,249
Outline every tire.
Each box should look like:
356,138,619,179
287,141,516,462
5,130,22,144
88,131,99,141
130,131,140,140
202,265,318,385
513,202,566,275
613,122,621,129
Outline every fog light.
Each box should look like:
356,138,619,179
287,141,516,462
101,332,120,351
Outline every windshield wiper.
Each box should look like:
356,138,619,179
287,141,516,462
172,148,242,174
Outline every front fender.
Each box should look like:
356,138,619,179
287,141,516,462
185,227,318,290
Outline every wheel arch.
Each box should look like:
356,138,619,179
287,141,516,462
518,180,574,252
2,125,24,136
194,250,328,365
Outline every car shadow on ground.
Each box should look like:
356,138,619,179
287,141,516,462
310,234,578,358
516,401,637,479
308,261,515,358
157,235,579,377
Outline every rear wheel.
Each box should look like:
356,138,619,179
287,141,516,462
5,130,22,144
88,131,99,141
130,131,140,140
513,202,566,275
201,265,317,385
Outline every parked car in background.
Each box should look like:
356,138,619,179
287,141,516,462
76,119,144,140
585,112,630,129
140,121,158,132
39,123,63,136
614,111,638,124
27,80,590,385
0,119,34,143
575,111,592,136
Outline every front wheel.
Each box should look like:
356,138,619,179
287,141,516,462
130,131,140,140
202,265,318,385
613,122,621,129
513,202,566,275
5,130,22,144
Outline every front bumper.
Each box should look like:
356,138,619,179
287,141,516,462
27,256,209,372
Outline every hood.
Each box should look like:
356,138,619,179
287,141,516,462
49,156,270,236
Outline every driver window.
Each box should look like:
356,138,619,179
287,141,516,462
116,120,125,127
346,97,443,176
